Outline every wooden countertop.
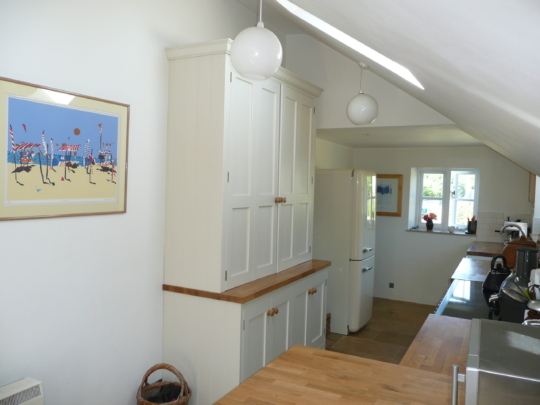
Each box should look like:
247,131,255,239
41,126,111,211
215,345,460,405
163,259,331,304
466,241,504,257
451,256,492,282
400,314,471,376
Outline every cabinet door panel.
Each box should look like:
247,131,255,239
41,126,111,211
296,101,313,195
277,203,294,269
256,205,275,269
229,77,255,196
278,95,297,196
294,202,310,257
229,207,251,280
307,272,327,349
290,281,308,346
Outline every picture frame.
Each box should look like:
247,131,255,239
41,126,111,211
376,174,403,217
1,76,129,221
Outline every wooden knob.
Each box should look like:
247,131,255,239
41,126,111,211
274,307,279,315
282,197,287,203
267,309,274,317
275,197,284,203
308,288,313,295
313,288,317,294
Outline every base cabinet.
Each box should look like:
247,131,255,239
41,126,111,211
240,270,327,381
164,270,327,405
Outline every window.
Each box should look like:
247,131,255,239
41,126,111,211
415,168,479,230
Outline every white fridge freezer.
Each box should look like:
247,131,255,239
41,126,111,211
313,169,376,335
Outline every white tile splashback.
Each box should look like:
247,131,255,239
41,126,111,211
476,211,531,242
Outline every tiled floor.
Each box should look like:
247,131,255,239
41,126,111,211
326,297,436,364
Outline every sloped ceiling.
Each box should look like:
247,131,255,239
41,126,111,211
235,0,540,175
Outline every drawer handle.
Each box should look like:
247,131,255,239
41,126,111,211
362,266,373,272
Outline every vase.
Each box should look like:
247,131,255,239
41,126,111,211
426,219,434,231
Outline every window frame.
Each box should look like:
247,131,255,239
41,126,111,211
415,168,479,231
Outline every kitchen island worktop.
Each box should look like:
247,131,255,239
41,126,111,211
215,344,462,405
400,314,471,376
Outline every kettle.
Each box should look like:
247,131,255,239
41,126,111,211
482,255,511,319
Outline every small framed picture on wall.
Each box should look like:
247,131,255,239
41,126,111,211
376,174,403,217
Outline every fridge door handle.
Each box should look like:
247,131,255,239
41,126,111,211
362,266,373,272
362,247,373,253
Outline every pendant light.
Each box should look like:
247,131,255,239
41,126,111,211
346,63,379,125
230,0,283,81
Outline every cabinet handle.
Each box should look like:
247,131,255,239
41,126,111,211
312,288,317,294
308,288,312,295
267,308,279,316
275,197,283,203
282,197,287,203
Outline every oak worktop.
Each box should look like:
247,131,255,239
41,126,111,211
400,314,471,376
215,345,460,405
163,259,331,304
466,241,504,257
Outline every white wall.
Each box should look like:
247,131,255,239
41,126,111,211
352,145,532,305
285,34,453,130
0,1,279,404
316,138,354,169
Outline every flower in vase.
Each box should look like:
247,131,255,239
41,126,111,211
423,213,437,221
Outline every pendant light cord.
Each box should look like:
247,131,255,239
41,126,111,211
359,65,363,91
259,0,263,23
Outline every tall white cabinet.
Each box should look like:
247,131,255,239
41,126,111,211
163,39,325,405
164,39,322,293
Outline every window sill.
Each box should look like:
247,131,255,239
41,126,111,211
407,229,476,237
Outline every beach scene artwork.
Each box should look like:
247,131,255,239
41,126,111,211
6,97,120,206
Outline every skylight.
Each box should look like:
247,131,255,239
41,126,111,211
274,0,424,90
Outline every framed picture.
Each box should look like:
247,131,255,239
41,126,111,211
376,174,403,217
1,77,129,221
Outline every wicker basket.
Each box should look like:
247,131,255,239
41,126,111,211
136,363,192,405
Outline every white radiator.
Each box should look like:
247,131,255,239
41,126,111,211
0,378,43,405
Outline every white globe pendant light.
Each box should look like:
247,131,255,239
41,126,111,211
346,63,379,125
231,0,283,81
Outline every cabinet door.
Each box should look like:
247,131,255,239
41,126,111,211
306,271,327,349
226,75,281,289
241,296,271,381
226,72,257,289
277,85,316,272
253,79,281,280
266,290,291,364
241,290,291,382
290,279,309,346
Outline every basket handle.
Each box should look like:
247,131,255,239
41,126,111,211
137,363,188,399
